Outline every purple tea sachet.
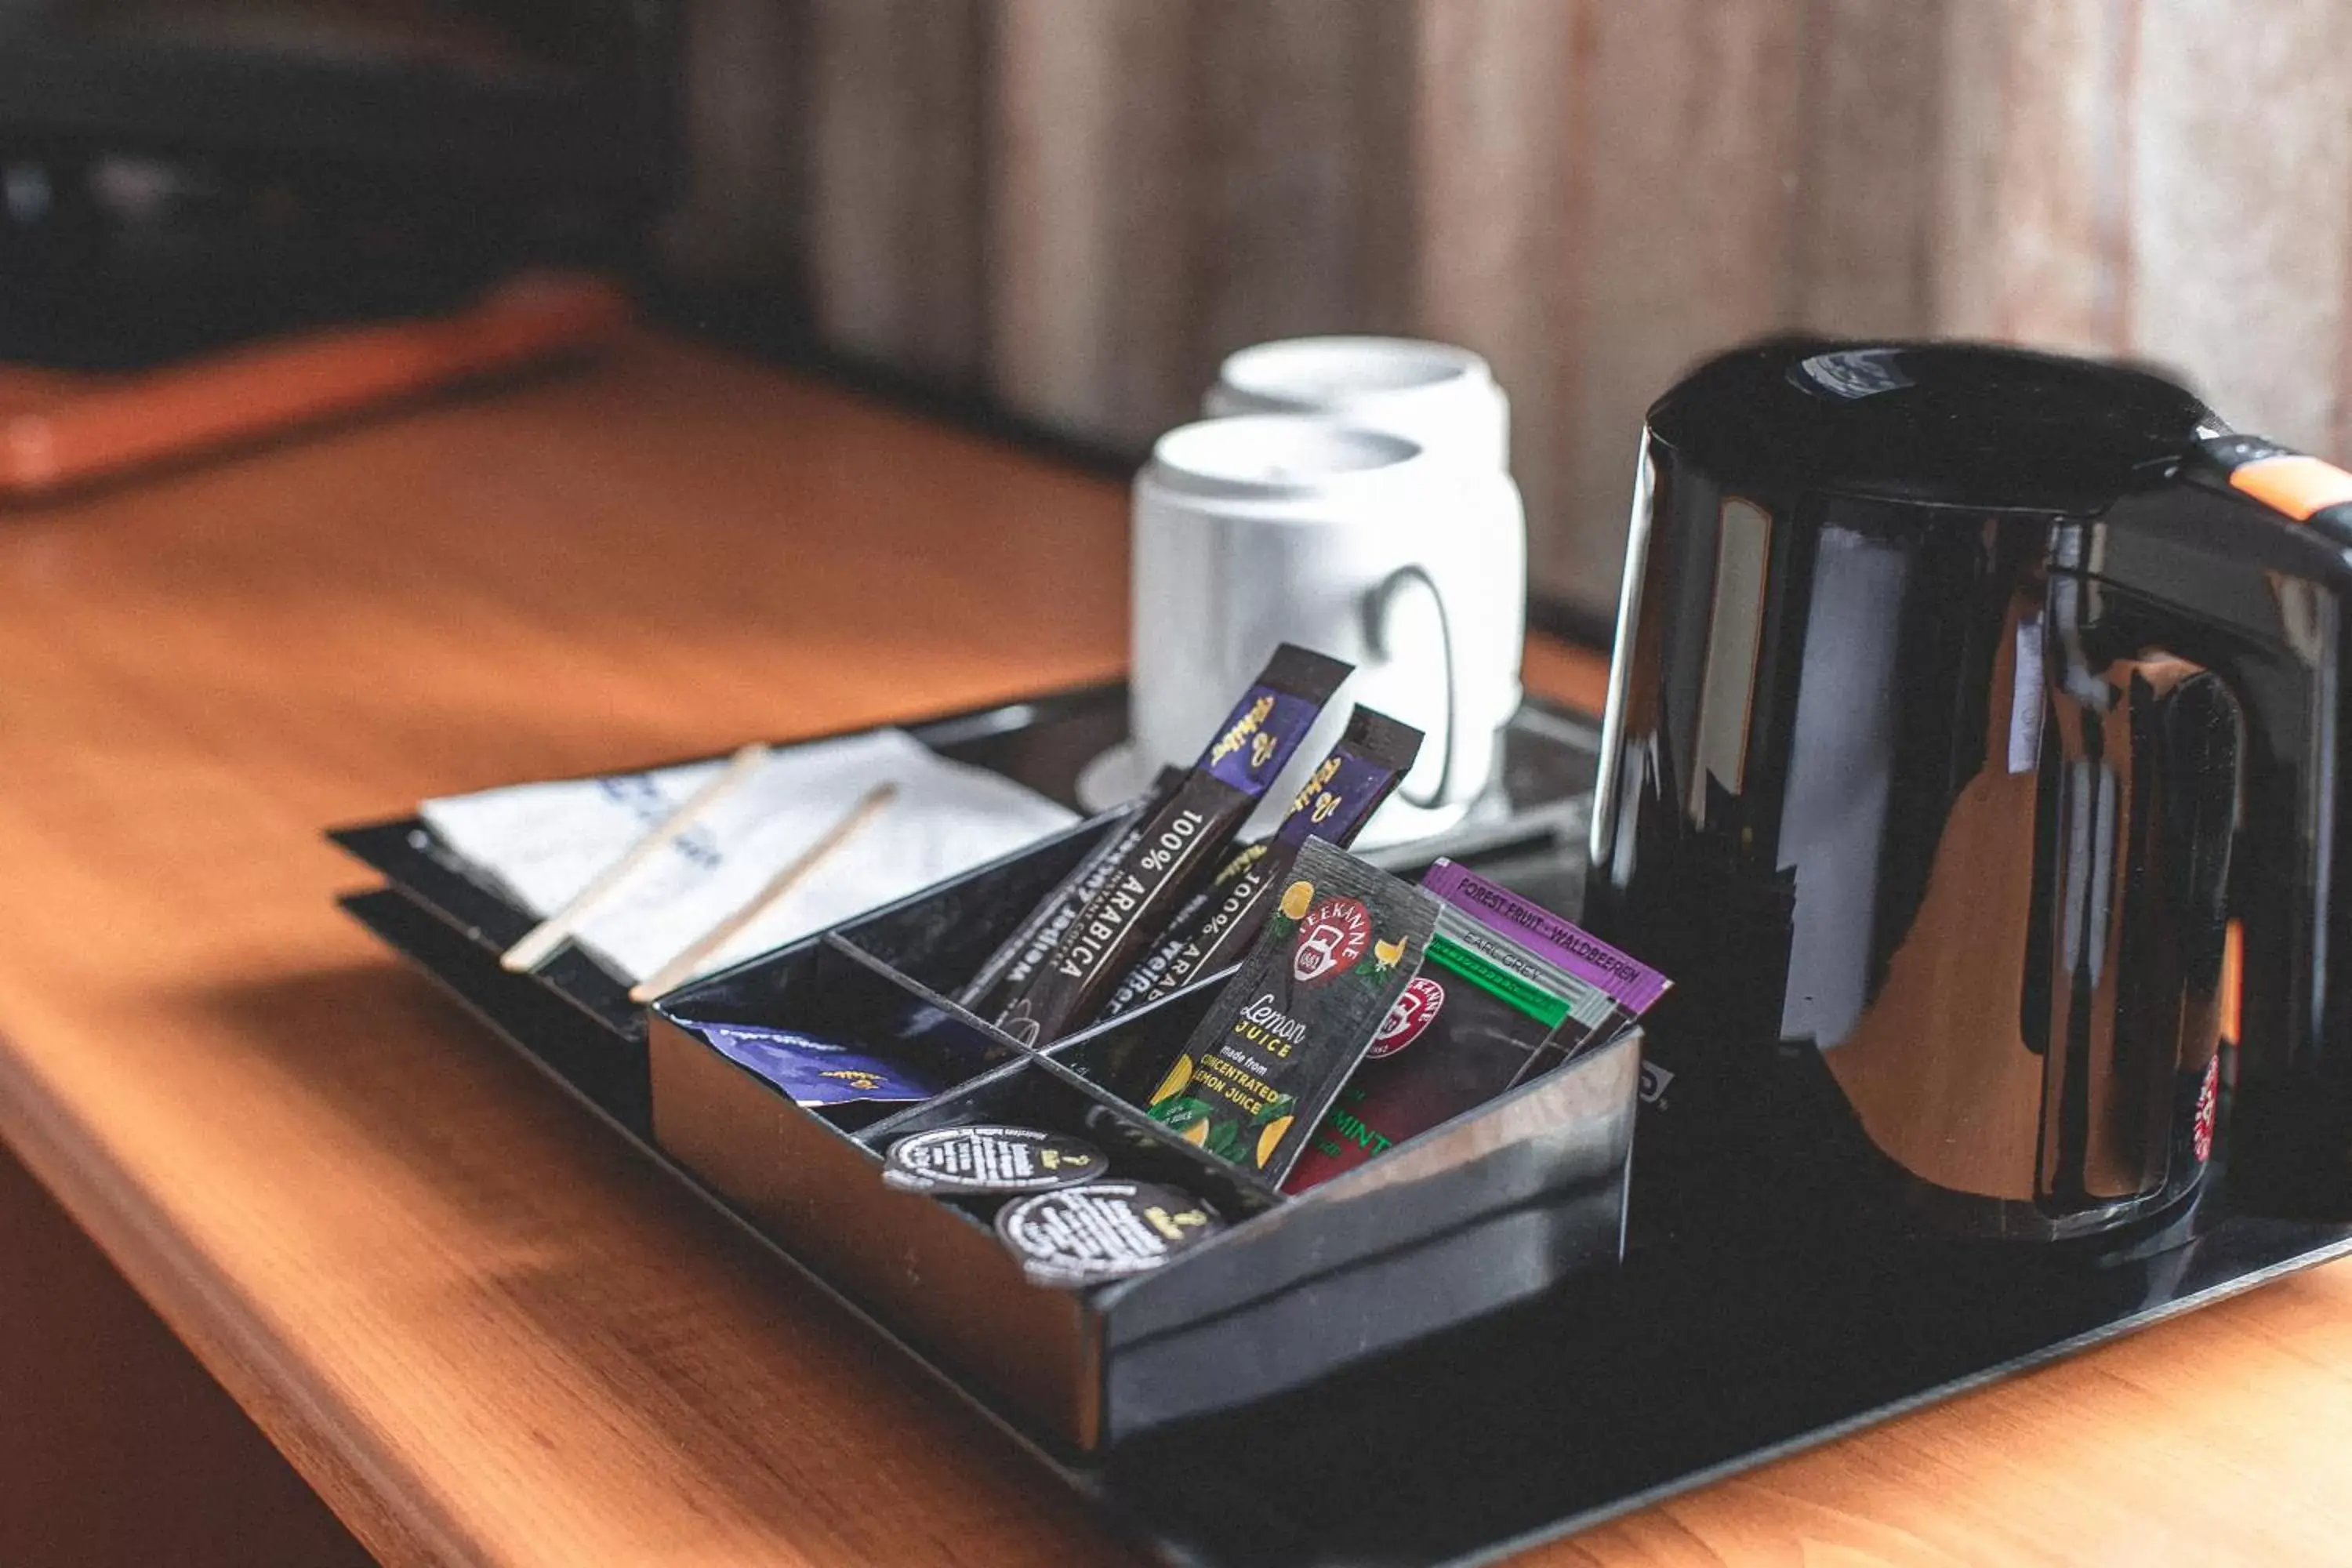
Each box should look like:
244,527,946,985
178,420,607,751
1421,859,1672,1015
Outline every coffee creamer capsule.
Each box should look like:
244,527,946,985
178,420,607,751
995,1180,1225,1286
883,1125,1107,1194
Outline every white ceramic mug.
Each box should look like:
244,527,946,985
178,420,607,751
1118,414,1525,840
1204,336,1512,474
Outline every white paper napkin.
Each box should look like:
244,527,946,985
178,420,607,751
420,729,1078,984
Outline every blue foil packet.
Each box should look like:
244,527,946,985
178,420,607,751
686,1020,938,1107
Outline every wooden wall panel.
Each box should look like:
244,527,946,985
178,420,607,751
1411,0,1584,604
1543,0,1808,612
1933,0,2136,351
1191,1,1423,369
804,0,989,383
667,0,2352,618
660,0,804,287
989,0,1423,446
989,0,1203,445
1786,0,1947,336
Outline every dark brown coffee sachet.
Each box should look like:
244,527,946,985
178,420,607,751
1142,837,1439,1184
989,644,1352,1046
1098,706,1421,1020
1089,838,1262,1011
956,764,1185,1014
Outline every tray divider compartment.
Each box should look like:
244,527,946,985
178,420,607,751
864,1047,1284,1225
855,1051,1040,1147
829,811,1130,998
819,932,1044,1073
650,1030,1100,1443
1023,1031,1287,1206
1040,972,1238,1104
655,935,1018,1139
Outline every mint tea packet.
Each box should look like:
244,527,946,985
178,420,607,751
1283,862,1670,1192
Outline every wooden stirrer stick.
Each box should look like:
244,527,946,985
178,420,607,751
500,742,771,974
628,781,900,1004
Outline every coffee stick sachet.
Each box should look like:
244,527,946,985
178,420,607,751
1097,706,1422,1020
1142,837,1439,1185
1090,839,1259,1011
988,644,1352,1046
956,765,1185,1015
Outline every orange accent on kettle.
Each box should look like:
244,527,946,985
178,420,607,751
2227,454,2352,521
2220,918,2245,1046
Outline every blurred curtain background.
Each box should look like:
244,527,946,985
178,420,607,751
662,0,2352,623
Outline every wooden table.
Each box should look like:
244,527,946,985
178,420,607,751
0,330,2347,1567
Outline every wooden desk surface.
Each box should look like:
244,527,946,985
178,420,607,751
0,331,2347,1567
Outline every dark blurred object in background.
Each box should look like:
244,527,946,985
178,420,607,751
0,0,673,368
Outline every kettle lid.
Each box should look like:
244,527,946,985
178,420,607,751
1647,339,2216,514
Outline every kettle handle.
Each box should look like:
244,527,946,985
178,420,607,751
2083,436,2352,1214
2029,576,2236,1215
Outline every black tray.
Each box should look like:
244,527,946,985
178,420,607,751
334,684,2352,1568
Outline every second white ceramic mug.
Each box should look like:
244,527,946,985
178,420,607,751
1123,413,1525,839
1203,336,1512,474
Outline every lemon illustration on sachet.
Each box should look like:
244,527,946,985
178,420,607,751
1255,1116,1294,1167
1279,879,1315,920
1373,936,1406,968
1149,1095,1218,1147
1150,1054,1194,1106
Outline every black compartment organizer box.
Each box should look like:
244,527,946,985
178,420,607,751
336,681,2352,1568
648,822,1638,1451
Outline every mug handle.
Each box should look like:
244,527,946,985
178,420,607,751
1364,563,1457,809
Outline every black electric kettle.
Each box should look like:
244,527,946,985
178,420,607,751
1585,339,2352,1243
